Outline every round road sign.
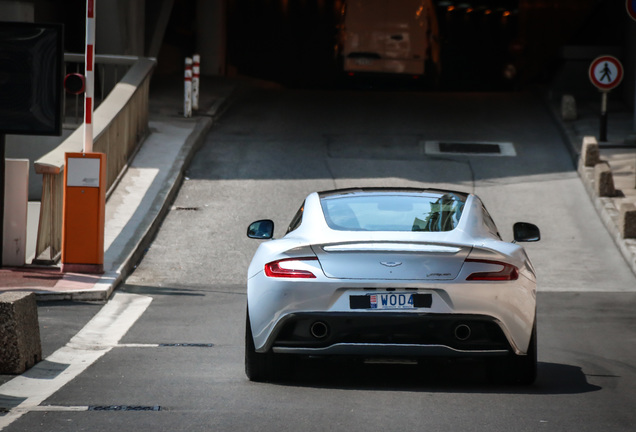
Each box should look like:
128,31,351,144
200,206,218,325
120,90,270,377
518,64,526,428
627,0,636,21
589,56,623,91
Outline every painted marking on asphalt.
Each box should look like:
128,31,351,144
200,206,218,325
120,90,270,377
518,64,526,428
29,405,89,412
0,293,152,429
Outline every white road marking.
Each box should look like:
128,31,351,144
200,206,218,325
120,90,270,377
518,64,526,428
29,405,89,412
0,292,152,429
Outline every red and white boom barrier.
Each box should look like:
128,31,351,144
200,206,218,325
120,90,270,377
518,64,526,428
84,0,95,152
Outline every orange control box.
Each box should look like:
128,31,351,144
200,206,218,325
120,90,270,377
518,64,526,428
61,152,106,274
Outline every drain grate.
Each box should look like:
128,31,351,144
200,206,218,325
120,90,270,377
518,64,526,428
439,142,501,154
89,405,161,411
423,141,516,157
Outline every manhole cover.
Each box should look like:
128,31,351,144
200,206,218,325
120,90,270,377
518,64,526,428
423,141,516,157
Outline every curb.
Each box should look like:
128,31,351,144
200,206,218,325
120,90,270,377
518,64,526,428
546,95,636,278
33,90,234,301
578,163,636,277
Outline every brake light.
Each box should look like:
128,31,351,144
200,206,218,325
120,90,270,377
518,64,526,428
264,257,319,278
465,259,519,281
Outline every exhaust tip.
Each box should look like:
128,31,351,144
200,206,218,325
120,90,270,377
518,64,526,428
454,324,471,341
310,321,329,339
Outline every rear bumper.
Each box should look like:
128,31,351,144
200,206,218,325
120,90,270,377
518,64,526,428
268,312,515,357
247,271,537,355
274,343,508,357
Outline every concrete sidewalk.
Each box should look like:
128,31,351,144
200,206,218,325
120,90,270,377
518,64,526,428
552,97,636,277
0,76,235,301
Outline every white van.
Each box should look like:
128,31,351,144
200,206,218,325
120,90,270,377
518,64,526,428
338,0,441,78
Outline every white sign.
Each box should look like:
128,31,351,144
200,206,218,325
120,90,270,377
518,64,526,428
67,157,100,187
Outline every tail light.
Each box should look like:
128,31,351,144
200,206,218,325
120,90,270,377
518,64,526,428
465,259,519,281
264,257,319,279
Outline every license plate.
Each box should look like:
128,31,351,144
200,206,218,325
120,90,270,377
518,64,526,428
350,292,432,309
355,58,373,65
371,293,413,309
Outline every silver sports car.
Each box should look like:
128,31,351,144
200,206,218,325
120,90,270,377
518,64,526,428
245,188,540,384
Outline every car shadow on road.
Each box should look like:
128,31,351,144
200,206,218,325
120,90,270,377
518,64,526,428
273,358,601,395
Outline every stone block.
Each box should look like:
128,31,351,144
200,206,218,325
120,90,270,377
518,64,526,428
0,292,42,374
561,94,577,121
594,162,616,197
581,136,600,167
619,203,636,239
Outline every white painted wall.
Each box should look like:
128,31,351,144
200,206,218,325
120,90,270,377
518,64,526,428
3,159,29,266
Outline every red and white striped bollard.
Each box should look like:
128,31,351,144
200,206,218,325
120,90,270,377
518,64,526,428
184,57,193,118
192,54,200,111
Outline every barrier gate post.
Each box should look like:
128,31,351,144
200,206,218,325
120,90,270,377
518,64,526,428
61,152,106,273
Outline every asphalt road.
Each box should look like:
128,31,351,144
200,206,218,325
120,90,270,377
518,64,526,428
5,83,636,431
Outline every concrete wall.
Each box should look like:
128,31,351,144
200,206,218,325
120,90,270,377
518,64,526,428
0,0,33,21
96,0,145,56
196,0,226,76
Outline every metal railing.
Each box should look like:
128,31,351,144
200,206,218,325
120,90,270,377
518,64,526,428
34,55,156,263
62,53,138,126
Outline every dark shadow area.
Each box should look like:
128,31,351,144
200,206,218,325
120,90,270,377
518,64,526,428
0,394,27,413
223,0,630,102
21,360,70,380
120,283,246,298
227,0,341,89
35,301,103,359
436,1,520,92
226,0,522,91
120,284,207,298
271,357,601,395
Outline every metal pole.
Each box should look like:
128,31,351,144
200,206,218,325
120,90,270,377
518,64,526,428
600,91,608,142
84,0,95,153
0,134,5,266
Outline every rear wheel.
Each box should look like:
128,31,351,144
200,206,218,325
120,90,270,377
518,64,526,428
245,309,290,382
488,322,537,385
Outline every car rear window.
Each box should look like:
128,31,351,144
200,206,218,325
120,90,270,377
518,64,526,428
320,193,465,232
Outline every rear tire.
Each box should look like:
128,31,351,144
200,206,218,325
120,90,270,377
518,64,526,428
245,309,290,382
488,322,537,385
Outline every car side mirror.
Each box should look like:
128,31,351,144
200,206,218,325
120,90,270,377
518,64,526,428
247,219,274,239
513,222,540,242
